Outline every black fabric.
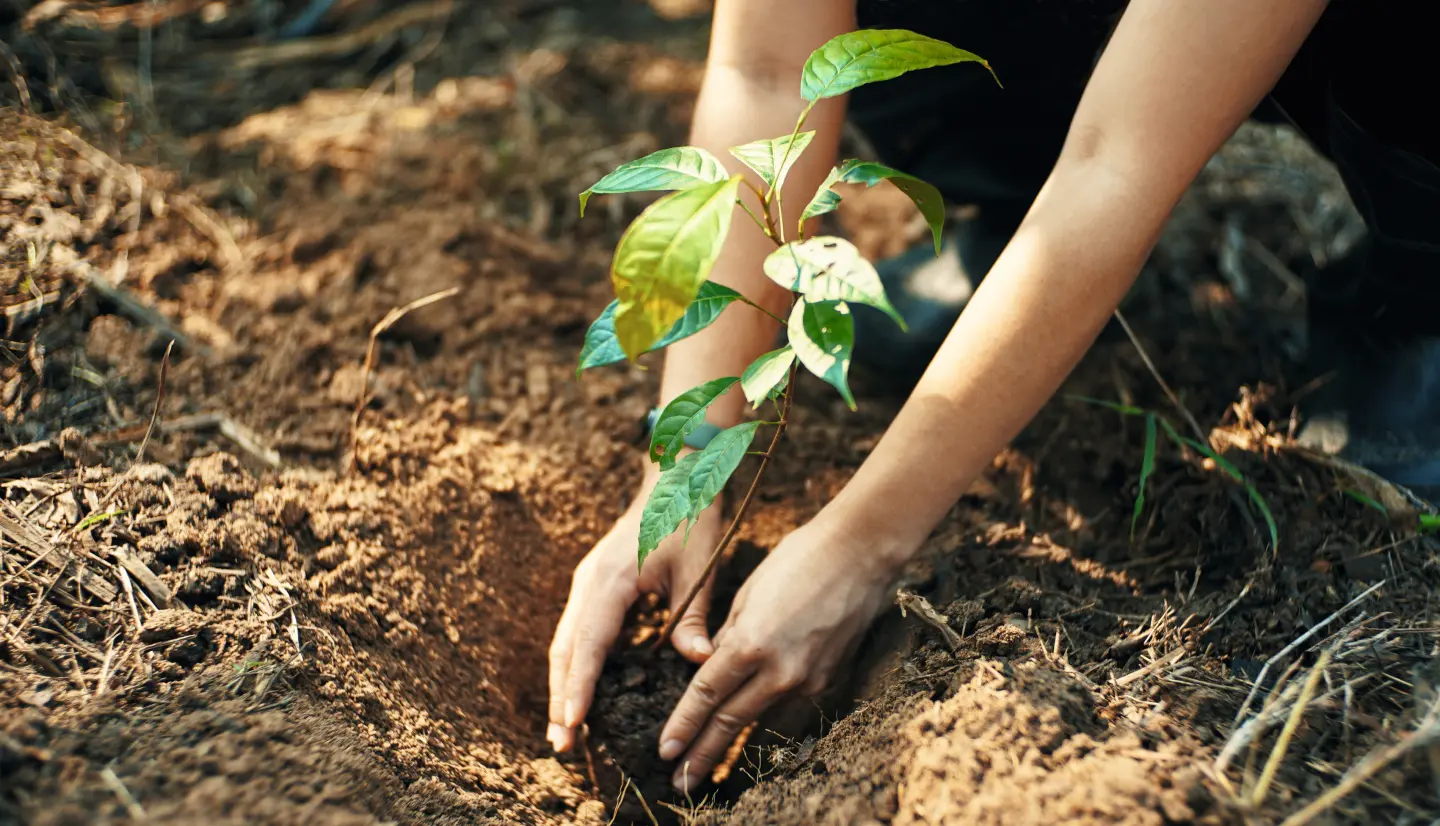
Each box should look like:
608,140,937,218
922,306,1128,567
847,0,1440,332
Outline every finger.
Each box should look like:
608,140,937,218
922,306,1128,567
671,675,780,792
668,562,715,664
547,577,586,752
562,588,633,729
658,645,758,762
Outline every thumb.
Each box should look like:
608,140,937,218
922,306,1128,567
668,568,715,664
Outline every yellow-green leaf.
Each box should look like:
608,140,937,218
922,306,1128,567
579,146,728,216
801,29,996,102
612,176,744,359
729,131,816,193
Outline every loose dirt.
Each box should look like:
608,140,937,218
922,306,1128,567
2,3,1438,825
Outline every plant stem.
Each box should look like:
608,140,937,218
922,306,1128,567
655,362,800,648
736,198,770,237
739,296,786,325
766,103,814,244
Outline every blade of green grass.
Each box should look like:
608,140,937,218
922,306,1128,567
73,509,125,533
1343,488,1388,515
1158,421,1279,551
1065,394,1146,417
1132,412,1157,541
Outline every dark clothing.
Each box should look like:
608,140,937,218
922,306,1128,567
848,0,1440,334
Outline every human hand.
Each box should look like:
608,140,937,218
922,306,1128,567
656,517,904,791
547,475,724,754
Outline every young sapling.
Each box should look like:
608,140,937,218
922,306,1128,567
577,29,998,643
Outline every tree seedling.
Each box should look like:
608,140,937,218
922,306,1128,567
577,30,997,643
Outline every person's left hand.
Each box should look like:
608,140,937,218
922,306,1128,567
656,516,905,792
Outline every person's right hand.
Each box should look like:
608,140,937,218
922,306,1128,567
547,474,723,753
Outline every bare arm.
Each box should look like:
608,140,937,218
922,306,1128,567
820,0,1330,556
652,0,852,447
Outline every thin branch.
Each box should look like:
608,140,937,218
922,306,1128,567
739,297,786,325
656,362,799,647
349,287,460,471
1113,309,1206,443
133,340,173,465
767,103,815,245
736,198,770,237
1278,691,1440,826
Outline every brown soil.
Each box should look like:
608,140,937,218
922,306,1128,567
2,3,1438,826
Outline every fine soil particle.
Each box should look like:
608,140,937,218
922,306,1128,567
3,3,1438,826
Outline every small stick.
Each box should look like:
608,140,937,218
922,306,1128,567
656,363,798,647
117,567,144,634
1279,695,1440,826
896,590,963,653
134,340,173,465
1234,581,1384,724
1113,309,1206,444
579,724,601,792
74,263,207,357
348,287,460,471
1252,649,1331,807
99,767,146,821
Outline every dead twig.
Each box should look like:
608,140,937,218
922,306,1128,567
224,0,455,70
73,262,208,357
1113,309,1205,443
348,287,460,471
89,412,280,468
134,340,173,464
1279,692,1440,826
896,589,964,653
1233,580,1385,725
99,766,146,821
1252,649,1332,807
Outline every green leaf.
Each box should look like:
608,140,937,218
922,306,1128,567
577,281,743,375
764,236,905,329
801,29,996,102
729,131,815,193
741,346,795,408
612,176,744,359
1420,514,1440,534
1343,488,1388,515
1067,394,1147,417
637,451,702,569
74,509,125,533
650,377,740,470
687,421,762,520
799,160,946,253
579,147,728,216
788,299,856,410
1131,413,1156,541
1159,420,1280,551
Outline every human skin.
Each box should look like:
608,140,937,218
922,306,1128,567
548,0,1329,792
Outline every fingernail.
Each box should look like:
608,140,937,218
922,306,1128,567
547,723,566,751
690,636,714,656
659,739,684,761
564,700,579,728
672,768,695,793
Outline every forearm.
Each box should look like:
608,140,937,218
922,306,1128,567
658,69,845,430
818,0,1324,562
823,159,1166,553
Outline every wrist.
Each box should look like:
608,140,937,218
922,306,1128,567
806,503,919,583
